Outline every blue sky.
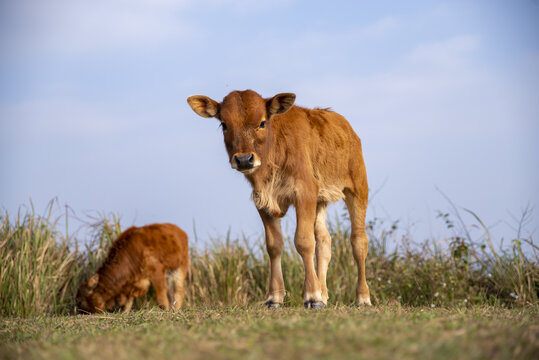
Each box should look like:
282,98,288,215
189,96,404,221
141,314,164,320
1,0,538,244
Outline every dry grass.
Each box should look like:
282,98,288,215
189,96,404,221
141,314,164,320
0,200,538,317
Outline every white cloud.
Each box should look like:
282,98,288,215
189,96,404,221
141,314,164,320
354,16,400,39
214,15,403,84
292,34,525,142
1,0,194,55
1,99,132,141
1,0,297,56
404,34,480,69
184,0,296,12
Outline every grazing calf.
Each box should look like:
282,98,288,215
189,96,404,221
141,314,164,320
187,90,371,308
77,223,188,313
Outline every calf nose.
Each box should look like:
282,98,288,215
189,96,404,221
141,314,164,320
234,153,255,170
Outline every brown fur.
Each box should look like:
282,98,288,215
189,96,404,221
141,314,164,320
76,223,189,313
187,90,371,307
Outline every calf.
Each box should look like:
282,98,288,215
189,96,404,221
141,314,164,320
76,223,188,313
187,90,371,308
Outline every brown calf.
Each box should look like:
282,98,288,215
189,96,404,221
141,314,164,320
76,223,188,313
187,90,371,308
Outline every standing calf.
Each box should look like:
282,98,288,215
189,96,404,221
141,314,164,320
187,90,371,308
77,223,188,313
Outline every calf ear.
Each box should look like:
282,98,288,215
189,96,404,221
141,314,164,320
267,93,296,117
187,95,220,118
88,274,99,289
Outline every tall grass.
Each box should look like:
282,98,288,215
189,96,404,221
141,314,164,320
0,202,122,317
0,202,74,317
0,200,537,317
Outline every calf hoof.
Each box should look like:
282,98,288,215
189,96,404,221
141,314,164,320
304,300,326,309
356,297,372,307
265,301,281,309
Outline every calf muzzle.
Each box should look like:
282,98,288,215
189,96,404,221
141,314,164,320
234,153,255,170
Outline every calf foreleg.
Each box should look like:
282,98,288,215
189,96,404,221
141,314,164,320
122,297,134,313
150,269,170,310
295,194,324,309
259,209,286,308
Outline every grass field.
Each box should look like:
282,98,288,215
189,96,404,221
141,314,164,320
1,201,538,359
1,305,538,360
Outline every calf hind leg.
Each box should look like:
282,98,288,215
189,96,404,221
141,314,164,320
344,191,371,306
166,268,187,310
315,202,332,305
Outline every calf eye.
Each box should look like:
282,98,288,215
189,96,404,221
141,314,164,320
259,121,266,129
220,122,228,131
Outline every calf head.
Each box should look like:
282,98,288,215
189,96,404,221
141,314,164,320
187,90,295,174
76,274,106,314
